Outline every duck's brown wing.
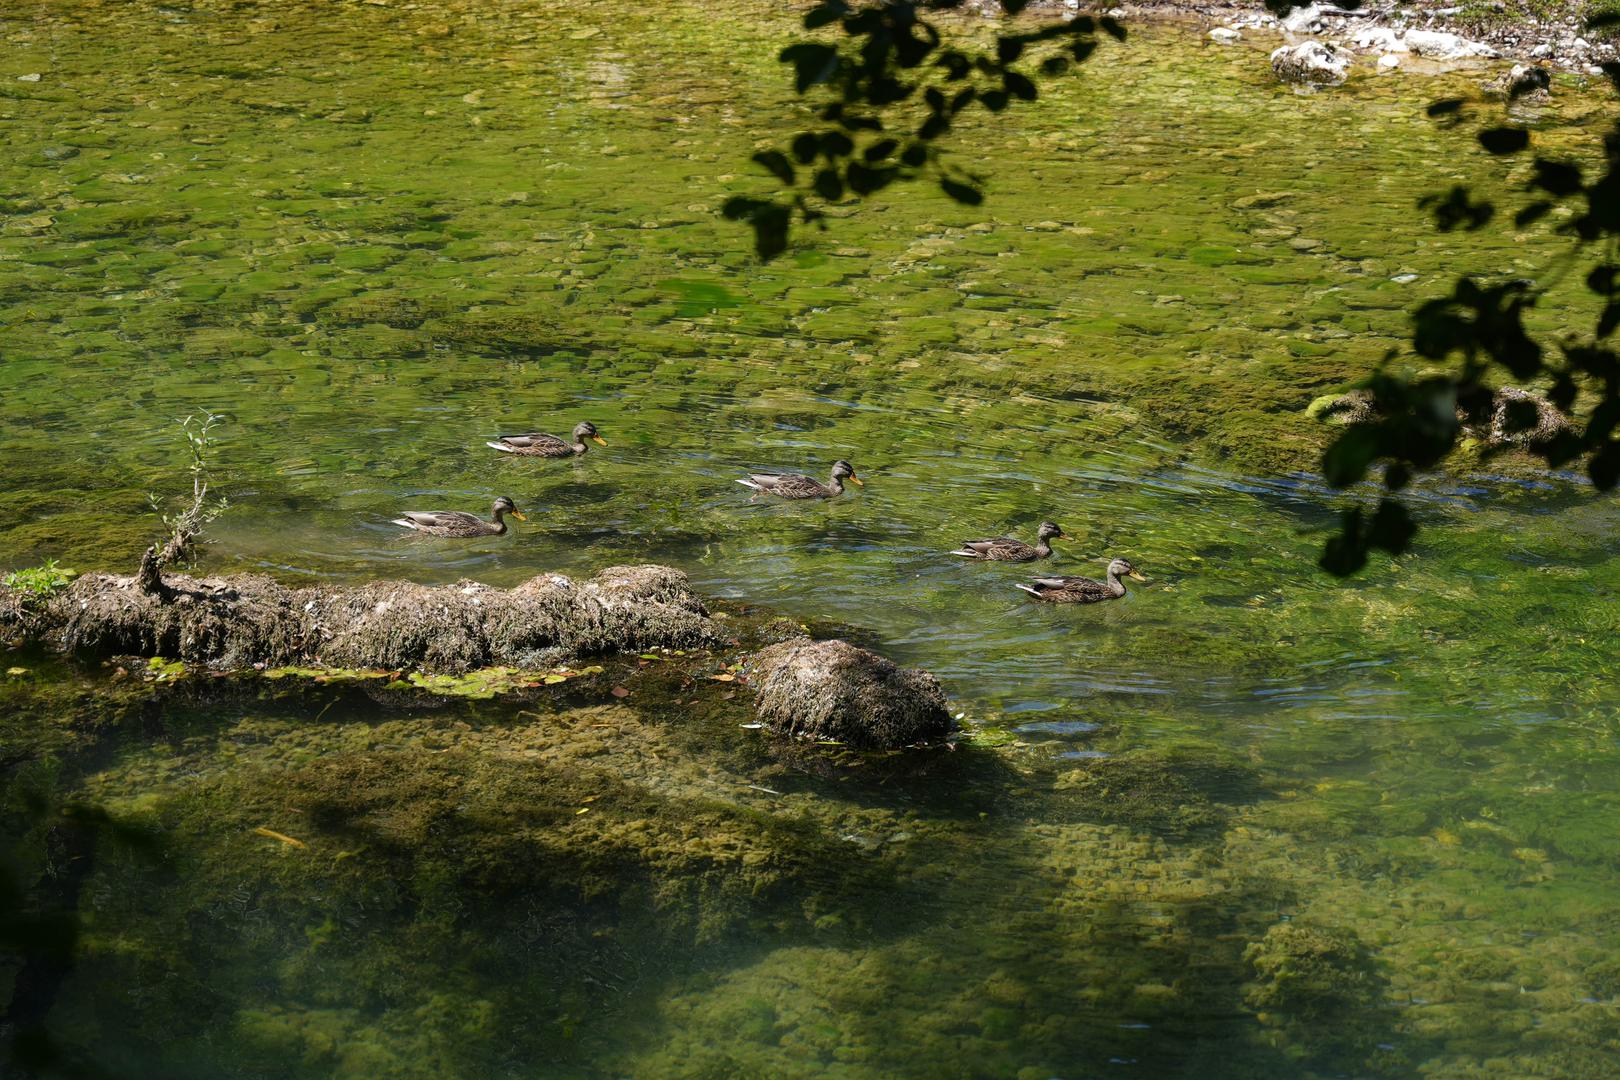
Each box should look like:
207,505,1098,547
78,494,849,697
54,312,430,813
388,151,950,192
489,432,572,456
394,510,489,534
745,472,828,499
952,537,1033,560
1021,574,1110,602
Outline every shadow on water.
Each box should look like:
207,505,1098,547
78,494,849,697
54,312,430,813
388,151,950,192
0,669,1406,1079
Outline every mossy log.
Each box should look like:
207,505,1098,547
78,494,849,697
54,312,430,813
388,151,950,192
2,565,719,672
4,565,962,748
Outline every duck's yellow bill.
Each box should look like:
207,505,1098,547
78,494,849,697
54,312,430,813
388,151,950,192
1128,570,1148,581
592,436,608,446
849,475,864,486
511,511,528,521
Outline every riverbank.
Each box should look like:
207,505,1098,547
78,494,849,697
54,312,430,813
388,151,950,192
1008,0,1620,71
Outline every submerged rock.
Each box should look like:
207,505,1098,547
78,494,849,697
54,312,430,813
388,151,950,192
748,638,952,749
1270,41,1349,86
1485,63,1551,103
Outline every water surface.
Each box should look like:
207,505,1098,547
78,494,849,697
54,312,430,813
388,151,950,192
3,1,1619,1077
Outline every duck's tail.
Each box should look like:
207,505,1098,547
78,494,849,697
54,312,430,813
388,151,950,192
948,549,982,558
486,440,515,453
1013,583,1044,597
735,478,765,491
391,518,422,531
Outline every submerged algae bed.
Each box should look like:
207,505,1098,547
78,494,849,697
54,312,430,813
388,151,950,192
5,0,1620,1076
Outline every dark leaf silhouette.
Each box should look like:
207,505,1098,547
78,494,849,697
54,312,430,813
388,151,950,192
1532,158,1582,196
752,150,795,185
814,167,846,201
1477,127,1530,155
940,178,983,205
726,0,1118,259
1419,185,1493,232
1514,201,1553,226
780,43,840,93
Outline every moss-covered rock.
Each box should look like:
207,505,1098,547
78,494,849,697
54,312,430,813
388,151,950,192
748,638,952,749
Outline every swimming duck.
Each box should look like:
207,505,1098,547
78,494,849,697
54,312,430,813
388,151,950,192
487,421,607,458
736,459,863,499
951,521,1067,562
1015,558,1147,603
392,496,527,537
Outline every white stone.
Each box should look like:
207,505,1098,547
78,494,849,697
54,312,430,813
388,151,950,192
17,73,41,82
1403,28,1499,60
1282,4,1322,33
1209,27,1242,43
1378,53,1402,68
1350,27,1408,53
1270,40,1350,85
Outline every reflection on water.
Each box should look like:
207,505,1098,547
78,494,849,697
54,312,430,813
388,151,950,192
3,0,1620,1076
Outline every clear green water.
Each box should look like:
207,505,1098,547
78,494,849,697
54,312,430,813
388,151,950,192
4,0,1620,1076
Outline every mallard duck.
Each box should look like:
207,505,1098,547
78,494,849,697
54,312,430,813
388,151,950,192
951,521,1067,562
736,459,863,499
1015,558,1147,603
486,421,607,458
392,496,527,537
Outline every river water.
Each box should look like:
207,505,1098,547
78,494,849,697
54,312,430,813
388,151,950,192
3,0,1618,1076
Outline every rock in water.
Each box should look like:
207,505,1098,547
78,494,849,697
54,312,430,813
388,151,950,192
748,638,953,749
1486,64,1551,103
1209,27,1241,44
1270,41,1349,86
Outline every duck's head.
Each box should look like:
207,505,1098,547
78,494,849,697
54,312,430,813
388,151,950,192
575,421,607,447
1037,521,1067,542
1108,557,1146,581
493,495,527,521
832,459,863,486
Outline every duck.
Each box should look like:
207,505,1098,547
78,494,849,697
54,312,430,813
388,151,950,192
392,496,527,537
487,421,607,458
736,459,863,499
950,521,1067,562
1015,558,1147,603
